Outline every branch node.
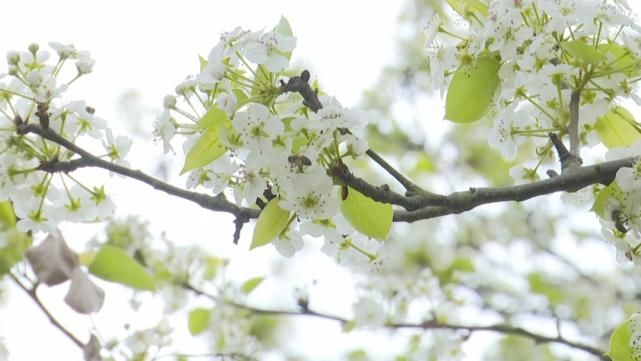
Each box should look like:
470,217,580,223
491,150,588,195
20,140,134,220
233,216,248,245
279,69,322,112
549,133,582,172
36,102,50,130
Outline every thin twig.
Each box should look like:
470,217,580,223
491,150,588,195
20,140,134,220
568,90,581,159
19,123,259,220
280,70,430,194
183,283,607,360
8,273,84,349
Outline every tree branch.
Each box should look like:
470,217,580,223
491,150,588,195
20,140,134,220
21,122,636,225
280,70,434,195
568,90,582,161
184,283,607,360
9,273,84,349
393,156,633,222
18,123,259,221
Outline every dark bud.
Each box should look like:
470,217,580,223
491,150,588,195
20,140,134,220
36,102,50,129
341,185,349,201
300,69,310,83
85,106,95,115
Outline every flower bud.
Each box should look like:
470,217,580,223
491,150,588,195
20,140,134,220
6,51,19,65
76,57,95,75
163,95,177,109
28,43,40,55
26,71,43,87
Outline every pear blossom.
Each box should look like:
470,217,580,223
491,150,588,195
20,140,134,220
233,103,284,152
245,30,296,72
102,128,133,166
353,297,386,327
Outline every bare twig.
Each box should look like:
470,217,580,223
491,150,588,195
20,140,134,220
568,91,582,160
9,273,84,349
184,283,607,360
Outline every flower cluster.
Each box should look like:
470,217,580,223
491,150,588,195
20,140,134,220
426,0,641,263
155,19,371,256
428,0,640,158
0,43,128,233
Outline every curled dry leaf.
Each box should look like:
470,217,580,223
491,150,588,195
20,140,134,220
26,234,78,286
64,267,105,314
83,334,101,361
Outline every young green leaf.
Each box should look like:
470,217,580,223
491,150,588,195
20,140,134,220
198,55,208,71
562,40,605,65
276,16,293,37
446,0,489,17
0,231,31,276
0,201,16,229
595,106,641,148
340,187,393,240
181,127,226,174
232,88,249,107
251,199,290,250
88,245,155,291
598,43,639,76
241,277,264,294
445,56,500,124
197,104,230,130
188,308,211,336
276,16,294,61
592,183,620,219
606,319,634,361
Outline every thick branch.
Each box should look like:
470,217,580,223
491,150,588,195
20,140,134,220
394,156,634,222
9,273,84,349
19,123,259,220
184,283,607,360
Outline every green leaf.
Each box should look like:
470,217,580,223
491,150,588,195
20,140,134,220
251,199,291,249
340,187,393,240
88,245,155,291
342,320,356,333
181,127,226,174
198,55,208,71
0,201,16,229
446,0,489,17
241,277,264,294
598,43,639,76
606,319,634,361
0,230,31,276
527,273,563,305
445,56,500,123
276,16,293,37
197,104,230,130
595,106,641,148
563,40,605,65
232,88,249,107
592,183,620,219
188,308,211,336
275,16,294,61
